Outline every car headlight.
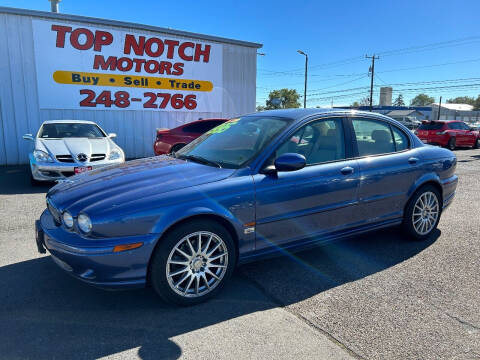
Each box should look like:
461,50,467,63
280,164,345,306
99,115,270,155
108,149,123,160
62,211,74,228
77,214,92,233
33,150,54,163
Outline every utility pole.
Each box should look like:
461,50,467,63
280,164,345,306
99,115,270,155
297,50,308,108
437,96,442,120
366,54,379,112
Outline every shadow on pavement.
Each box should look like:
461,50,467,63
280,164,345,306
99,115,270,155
0,165,53,194
0,226,439,359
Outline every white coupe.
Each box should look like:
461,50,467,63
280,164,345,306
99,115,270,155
23,120,125,184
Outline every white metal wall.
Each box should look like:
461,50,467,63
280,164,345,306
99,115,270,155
0,11,258,165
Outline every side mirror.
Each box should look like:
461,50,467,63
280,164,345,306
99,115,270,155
108,133,117,139
274,153,306,172
23,134,34,141
261,153,307,175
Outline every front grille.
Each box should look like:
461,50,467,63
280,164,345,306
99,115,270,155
56,155,74,163
61,171,75,177
90,153,106,162
39,170,61,177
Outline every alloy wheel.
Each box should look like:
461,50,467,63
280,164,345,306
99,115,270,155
166,231,228,298
412,191,439,235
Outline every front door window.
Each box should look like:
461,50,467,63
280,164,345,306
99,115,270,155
275,118,345,165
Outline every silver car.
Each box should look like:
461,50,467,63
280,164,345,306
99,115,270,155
23,120,125,184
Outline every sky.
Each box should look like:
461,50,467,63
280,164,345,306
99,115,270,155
2,0,480,108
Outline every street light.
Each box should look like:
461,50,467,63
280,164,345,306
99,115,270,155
297,50,308,108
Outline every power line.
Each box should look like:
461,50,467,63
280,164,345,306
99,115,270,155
377,37,480,57
303,77,480,97
257,36,480,75
306,82,480,103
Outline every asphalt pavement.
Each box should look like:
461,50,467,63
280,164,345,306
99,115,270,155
0,148,479,360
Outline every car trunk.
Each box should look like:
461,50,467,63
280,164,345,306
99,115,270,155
416,122,445,138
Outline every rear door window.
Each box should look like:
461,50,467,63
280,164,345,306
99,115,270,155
448,123,461,130
352,118,395,156
391,126,409,151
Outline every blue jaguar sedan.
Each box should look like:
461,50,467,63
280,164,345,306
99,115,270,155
36,109,458,305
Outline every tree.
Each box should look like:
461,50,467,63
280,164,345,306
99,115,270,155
393,94,405,106
256,105,266,112
264,88,301,110
351,97,370,107
410,93,434,106
359,96,371,106
447,96,476,105
474,95,480,110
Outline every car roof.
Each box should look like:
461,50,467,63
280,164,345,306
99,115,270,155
182,118,227,125
42,120,97,125
424,120,460,123
250,108,392,121
173,118,227,130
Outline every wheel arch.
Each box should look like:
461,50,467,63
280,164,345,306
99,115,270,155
146,213,241,284
405,177,443,215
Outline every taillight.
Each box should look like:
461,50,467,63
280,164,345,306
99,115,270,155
156,128,168,141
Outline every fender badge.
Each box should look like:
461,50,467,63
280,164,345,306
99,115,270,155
244,227,255,234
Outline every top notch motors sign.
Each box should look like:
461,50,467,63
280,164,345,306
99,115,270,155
32,20,223,112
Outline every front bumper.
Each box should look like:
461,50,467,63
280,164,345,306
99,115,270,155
36,209,159,289
31,158,124,182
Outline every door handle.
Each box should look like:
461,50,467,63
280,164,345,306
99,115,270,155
340,166,354,175
408,157,419,164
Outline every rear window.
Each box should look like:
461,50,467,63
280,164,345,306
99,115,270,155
183,120,224,134
418,122,444,130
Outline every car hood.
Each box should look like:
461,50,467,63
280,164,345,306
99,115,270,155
36,137,118,160
47,156,235,215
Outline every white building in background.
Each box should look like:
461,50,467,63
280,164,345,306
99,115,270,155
0,6,262,165
431,103,480,123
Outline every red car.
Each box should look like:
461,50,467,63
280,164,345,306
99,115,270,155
416,120,480,150
154,118,227,155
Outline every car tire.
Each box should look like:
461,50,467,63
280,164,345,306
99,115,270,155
170,144,186,154
447,138,456,151
402,185,442,241
149,219,236,306
473,138,480,149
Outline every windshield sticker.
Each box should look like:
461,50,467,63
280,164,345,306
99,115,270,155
207,118,240,134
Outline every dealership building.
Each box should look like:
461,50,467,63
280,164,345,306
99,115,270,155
0,6,262,165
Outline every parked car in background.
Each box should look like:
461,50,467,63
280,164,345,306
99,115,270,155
23,120,125,184
154,118,227,155
36,109,457,305
415,120,480,150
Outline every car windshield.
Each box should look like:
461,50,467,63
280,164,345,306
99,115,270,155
418,122,444,130
175,116,292,169
39,123,105,138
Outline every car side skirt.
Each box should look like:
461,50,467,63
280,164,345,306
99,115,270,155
238,217,403,264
